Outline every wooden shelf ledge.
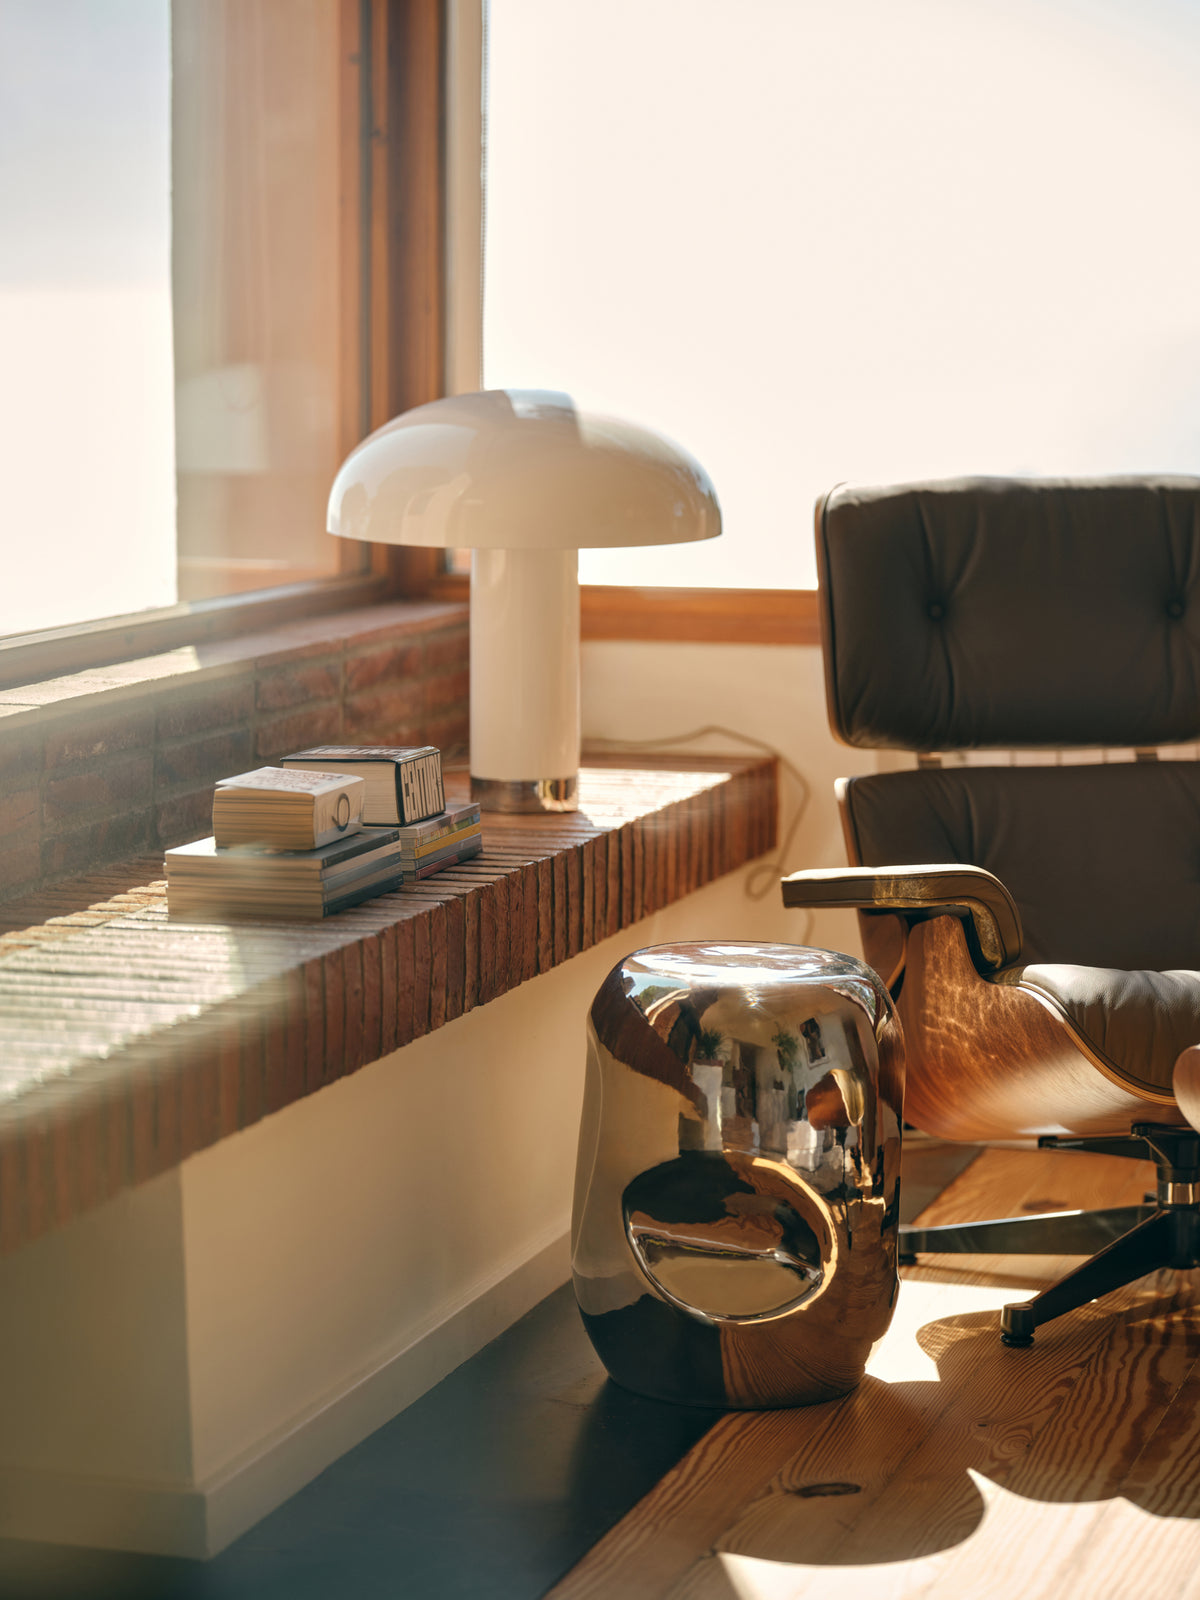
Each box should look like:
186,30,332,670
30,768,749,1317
0,755,777,1257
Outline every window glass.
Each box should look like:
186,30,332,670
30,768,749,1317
483,0,1200,589
0,0,363,639
0,0,174,634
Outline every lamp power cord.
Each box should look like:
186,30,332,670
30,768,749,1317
583,724,810,904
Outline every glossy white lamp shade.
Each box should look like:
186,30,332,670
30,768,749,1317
327,390,721,811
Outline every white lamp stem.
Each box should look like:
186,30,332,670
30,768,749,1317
469,546,581,811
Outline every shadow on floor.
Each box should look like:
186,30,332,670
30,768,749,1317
0,1285,719,1600
661,1289,1200,1600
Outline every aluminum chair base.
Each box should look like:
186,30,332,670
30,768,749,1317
898,1125,1200,1346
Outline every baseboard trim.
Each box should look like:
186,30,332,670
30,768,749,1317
0,1464,207,1559
0,1223,572,1560
202,1219,571,1555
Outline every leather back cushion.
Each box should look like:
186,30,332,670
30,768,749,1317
819,476,1200,750
843,762,1200,969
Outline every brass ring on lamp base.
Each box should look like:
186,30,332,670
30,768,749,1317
471,775,579,813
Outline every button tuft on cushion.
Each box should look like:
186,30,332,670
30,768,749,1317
1167,597,1186,619
928,601,946,621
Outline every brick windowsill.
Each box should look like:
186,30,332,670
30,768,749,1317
0,756,777,1258
0,599,472,906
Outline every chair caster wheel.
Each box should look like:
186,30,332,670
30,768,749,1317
898,1251,918,1266
1001,1304,1035,1347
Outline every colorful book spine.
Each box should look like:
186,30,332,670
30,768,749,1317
399,820,481,860
403,834,483,881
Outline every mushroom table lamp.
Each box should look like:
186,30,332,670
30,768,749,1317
327,390,721,812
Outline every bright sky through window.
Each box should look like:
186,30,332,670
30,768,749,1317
0,0,175,634
483,0,1200,589
0,0,356,641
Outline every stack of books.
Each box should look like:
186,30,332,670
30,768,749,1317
165,749,483,920
165,825,408,920
279,746,481,880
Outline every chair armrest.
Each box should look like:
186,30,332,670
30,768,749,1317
780,863,1024,972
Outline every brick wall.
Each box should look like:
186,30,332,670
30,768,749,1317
0,602,470,905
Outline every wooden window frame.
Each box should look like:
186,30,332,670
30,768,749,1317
428,572,820,646
0,0,447,696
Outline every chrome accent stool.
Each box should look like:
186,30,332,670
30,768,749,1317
572,943,904,1409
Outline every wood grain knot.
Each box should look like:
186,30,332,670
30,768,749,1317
791,1482,862,1498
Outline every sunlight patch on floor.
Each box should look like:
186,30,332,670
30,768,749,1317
715,1547,942,1599
712,1478,1199,1600
866,1278,1019,1384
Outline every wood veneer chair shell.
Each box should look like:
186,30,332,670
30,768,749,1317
896,915,1183,1142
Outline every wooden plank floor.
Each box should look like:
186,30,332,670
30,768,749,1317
549,1140,1200,1600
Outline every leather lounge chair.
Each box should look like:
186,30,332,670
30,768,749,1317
782,475,1200,1345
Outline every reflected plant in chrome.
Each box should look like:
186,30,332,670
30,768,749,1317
571,943,904,1408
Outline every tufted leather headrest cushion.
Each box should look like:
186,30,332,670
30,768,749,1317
843,761,1200,970
818,476,1200,750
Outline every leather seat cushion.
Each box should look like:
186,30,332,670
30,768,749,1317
1006,965,1200,1093
844,761,1200,971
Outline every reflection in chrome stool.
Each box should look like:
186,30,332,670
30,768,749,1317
571,943,904,1409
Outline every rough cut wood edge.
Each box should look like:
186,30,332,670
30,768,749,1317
425,577,822,645
0,757,777,1257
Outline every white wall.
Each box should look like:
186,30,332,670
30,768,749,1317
0,1169,203,1552
581,636,875,955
